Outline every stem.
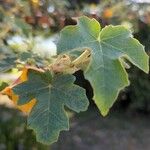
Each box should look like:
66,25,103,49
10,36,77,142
72,49,91,66
48,49,91,74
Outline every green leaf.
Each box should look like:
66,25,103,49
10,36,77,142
57,16,149,116
12,70,89,144
0,82,9,91
19,52,32,61
15,18,32,36
0,56,16,72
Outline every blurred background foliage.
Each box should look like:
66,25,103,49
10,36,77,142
0,0,150,149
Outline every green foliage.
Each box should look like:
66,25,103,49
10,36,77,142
0,56,16,72
0,82,8,91
12,69,89,144
57,16,149,116
15,18,32,37
0,16,149,145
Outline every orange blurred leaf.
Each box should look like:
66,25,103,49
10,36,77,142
1,67,38,114
103,8,113,19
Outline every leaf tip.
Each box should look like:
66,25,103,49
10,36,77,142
100,109,109,117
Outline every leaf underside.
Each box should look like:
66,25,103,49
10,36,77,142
13,70,89,144
57,16,149,116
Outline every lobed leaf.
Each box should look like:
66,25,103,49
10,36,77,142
12,70,89,144
57,16,149,116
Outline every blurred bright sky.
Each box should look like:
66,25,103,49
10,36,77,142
131,0,150,3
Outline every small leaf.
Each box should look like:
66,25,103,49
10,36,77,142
12,70,89,144
57,16,149,116
15,18,32,36
0,82,9,91
19,52,32,61
0,56,16,72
